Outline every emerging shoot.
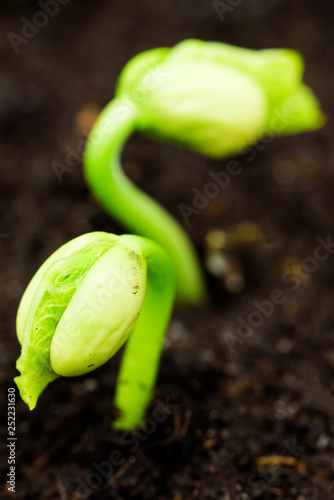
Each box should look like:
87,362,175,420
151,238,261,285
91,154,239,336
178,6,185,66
84,38,324,305
15,232,174,430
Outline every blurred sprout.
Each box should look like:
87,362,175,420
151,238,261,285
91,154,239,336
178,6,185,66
84,39,324,307
117,39,325,157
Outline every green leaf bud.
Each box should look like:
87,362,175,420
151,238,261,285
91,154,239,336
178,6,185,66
15,232,146,410
116,39,325,158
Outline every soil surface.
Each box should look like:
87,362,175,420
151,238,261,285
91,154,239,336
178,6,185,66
1,1,334,499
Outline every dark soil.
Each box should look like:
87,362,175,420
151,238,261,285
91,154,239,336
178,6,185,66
1,1,334,499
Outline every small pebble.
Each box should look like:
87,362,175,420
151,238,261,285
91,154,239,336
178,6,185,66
275,408,287,420
83,378,98,392
317,433,330,449
206,428,215,438
287,401,299,416
210,409,220,420
202,349,216,362
272,160,298,184
277,338,293,354
75,103,101,135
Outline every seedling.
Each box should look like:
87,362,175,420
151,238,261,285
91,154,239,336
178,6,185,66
15,232,174,430
15,39,324,430
84,38,324,305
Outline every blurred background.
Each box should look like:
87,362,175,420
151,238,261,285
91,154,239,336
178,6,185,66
1,1,334,499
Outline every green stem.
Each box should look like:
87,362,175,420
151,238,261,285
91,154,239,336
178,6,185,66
84,98,206,305
113,235,175,430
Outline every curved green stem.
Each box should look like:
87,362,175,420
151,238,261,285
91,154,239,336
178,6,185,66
84,98,206,305
113,235,175,430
